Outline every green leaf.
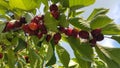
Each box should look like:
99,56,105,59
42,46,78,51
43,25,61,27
95,46,120,68
0,21,6,33
69,0,95,10
29,48,43,68
58,14,69,27
90,15,113,29
69,18,90,30
75,11,84,16
51,0,59,3
74,50,91,68
0,0,9,9
56,45,70,67
44,12,59,32
94,60,106,68
67,37,93,62
112,36,120,44
102,23,120,35
60,0,69,7
87,8,109,20
7,49,16,68
14,38,26,52
100,47,120,65
46,52,56,66
9,0,41,11
45,42,53,63
0,9,6,15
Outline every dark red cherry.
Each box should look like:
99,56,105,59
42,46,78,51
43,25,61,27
71,28,79,38
20,17,27,24
53,33,61,44
37,32,43,39
93,33,104,41
51,10,60,19
79,30,89,39
46,35,52,42
89,39,96,47
50,4,58,12
65,28,73,36
0,53,3,59
91,28,101,36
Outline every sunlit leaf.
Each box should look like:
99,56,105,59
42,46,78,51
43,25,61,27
44,12,59,32
112,36,120,44
69,18,90,30
0,21,6,33
69,0,95,10
87,8,109,20
102,23,120,35
56,45,70,67
90,15,113,29
9,0,41,11
95,46,120,68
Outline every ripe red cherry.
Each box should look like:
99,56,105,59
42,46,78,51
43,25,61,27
22,24,31,33
28,22,38,31
24,56,30,63
71,28,79,38
51,10,60,19
79,30,89,39
89,39,96,47
50,4,58,12
46,35,52,42
91,28,101,36
4,22,15,31
40,24,47,34
20,17,27,24
32,15,44,23
58,26,66,33
93,33,104,41
53,33,61,44
37,32,43,39
0,53,3,59
65,28,73,36
14,20,22,28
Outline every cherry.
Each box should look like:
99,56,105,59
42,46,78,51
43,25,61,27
93,33,104,41
14,20,22,28
91,28,101,36
65,28,73,36
28,22,38,31
79,30,89,39
37,32,43,39
22,24,31,33
4,22,15,31
32,15,44,23
46,34,52,42
53,33,61,44
20,17,27,24
24,56,30,63
71,28,79,38
50,4,58,12
58,26,66,33
89,39,96,47
51,10,60,19
40,24,47,34
0,53,3,59
91,28,104,41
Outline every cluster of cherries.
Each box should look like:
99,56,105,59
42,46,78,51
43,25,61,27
58,26,104,46
3,4,61,45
